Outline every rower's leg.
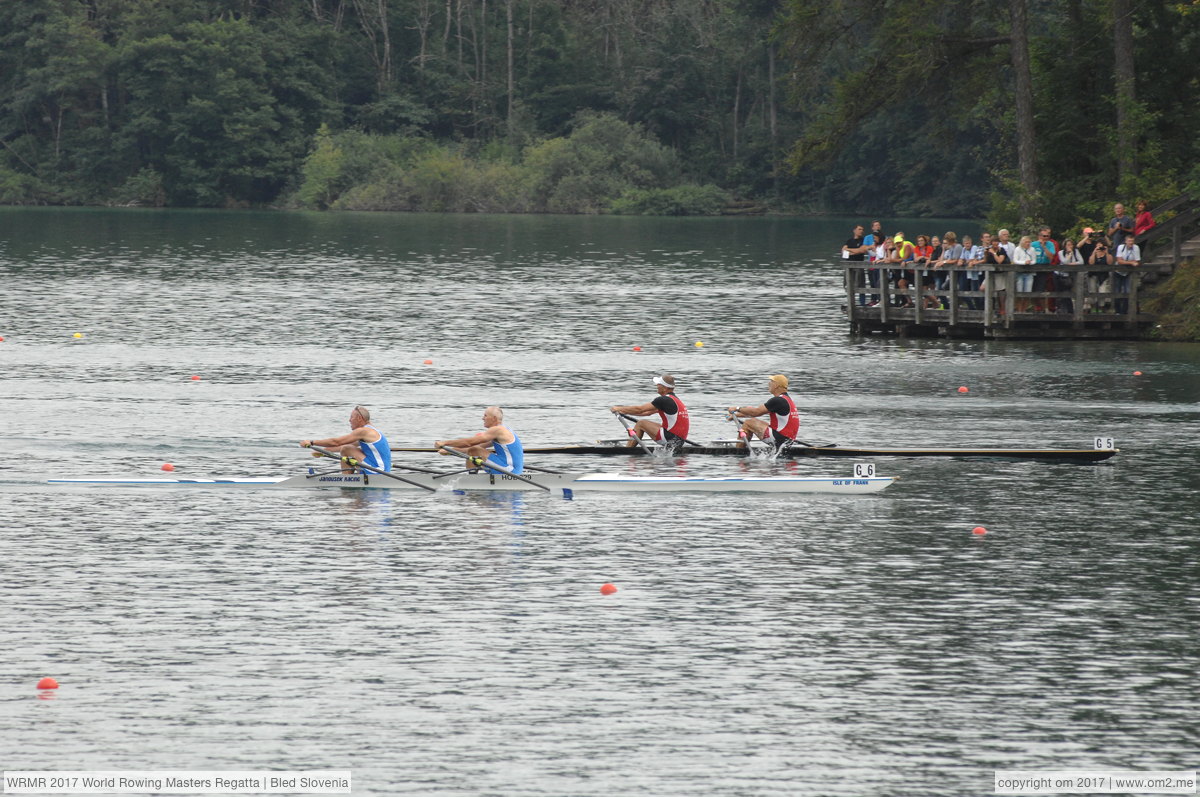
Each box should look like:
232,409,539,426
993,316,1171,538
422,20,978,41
742,418,768,445
630,419,661,446
463,444,492,466
337,443,365,474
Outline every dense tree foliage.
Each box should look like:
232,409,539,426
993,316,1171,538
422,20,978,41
0,0,1196,219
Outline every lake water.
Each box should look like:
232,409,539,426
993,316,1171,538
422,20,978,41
1,208,1198,796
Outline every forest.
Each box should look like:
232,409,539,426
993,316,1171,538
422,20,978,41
1,0,1198,227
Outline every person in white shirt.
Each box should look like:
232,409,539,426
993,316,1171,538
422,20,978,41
1113,239,1141,314
1012,235,1036,312
958,234,984,309
997,228,1017,261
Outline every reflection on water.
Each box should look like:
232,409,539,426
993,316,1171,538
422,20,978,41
0,208,1197,796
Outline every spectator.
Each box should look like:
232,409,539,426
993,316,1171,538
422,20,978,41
1107,203,1134,248
1134,200,1155,236
1056,237,1083,314
890,233,917,307
1088,237,1115,312
1031,226,1059,312
913,235,933,263
962,233,987,309
930,235,943,262
844,224,871,306
997,228,1016,260
931,231,963,299
1012,235,1037,312
1114,235,1141,314
984,237,1011,315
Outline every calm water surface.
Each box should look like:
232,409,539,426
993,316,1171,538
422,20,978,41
1,208,1198,796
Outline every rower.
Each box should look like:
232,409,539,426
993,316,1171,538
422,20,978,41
610,373,690,450
300,405,391,473
727,374,800,451
435,406,524,475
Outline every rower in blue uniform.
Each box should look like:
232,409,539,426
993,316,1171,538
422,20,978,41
300,405,391,473
435,406,524,475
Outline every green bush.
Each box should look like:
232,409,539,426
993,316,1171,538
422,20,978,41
522,112,680,213
1142,258,1200,340
609,184,730,216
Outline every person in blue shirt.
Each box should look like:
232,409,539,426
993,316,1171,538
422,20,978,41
436,406,524,474
301,405,391,473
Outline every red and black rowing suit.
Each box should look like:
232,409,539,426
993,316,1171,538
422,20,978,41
765,392,800,445
651,392,689,442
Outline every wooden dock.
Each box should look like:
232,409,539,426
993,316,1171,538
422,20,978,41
842,264,1154,339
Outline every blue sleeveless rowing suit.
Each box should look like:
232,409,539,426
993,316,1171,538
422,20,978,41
486,429,524,475
358,424,392,472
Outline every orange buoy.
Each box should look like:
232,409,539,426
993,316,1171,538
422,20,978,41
423,359,433,364
972,526,987,536
958,386,969,393
599,583,618,595
37,677,59,690
161,463,175,472
1133,370,1142,376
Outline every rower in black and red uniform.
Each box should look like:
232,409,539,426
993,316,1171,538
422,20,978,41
727,374,800,452
610,373,690,451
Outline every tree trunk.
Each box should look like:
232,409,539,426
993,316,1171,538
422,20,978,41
1009,0,1038,222
506,0,514,135
768,41,777,193
732,67,742,161
1113,0,1136,181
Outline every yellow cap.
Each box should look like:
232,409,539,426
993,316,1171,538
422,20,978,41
769,374,788,389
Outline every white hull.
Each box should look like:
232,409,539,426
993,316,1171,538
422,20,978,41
50,472,893,494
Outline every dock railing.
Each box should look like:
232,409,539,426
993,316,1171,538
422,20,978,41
843,262,1149,334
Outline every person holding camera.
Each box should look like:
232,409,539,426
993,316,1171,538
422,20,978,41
1087,235,1115,313
1107,203,1134,248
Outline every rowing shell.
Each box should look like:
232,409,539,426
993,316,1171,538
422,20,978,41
48,472,894,494
393,439,1118,462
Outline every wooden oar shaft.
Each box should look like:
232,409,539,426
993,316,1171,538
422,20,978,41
306,445,437,492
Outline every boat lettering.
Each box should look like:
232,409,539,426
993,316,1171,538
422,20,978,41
833,480,844,485
318,476,359,483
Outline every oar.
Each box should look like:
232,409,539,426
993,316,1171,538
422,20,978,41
725,412,758,456
435,445,563,495
304,444,437,492
613,411,656,455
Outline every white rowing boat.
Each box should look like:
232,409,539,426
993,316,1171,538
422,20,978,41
48,471,894,495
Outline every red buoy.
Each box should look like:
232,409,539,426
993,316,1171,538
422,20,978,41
37,677,59,690
423,359,433,364
632,346,641,352
958,386,969,393
190,375,201,381
599,583,618,595
972,526,987,536
161,463,175,472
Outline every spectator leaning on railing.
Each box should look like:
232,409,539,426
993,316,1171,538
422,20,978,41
1113,236,1141,314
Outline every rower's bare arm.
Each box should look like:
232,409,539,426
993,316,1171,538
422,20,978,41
301,429,364,448
610,402,656,416
436,428,499,449
729,403,767,418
